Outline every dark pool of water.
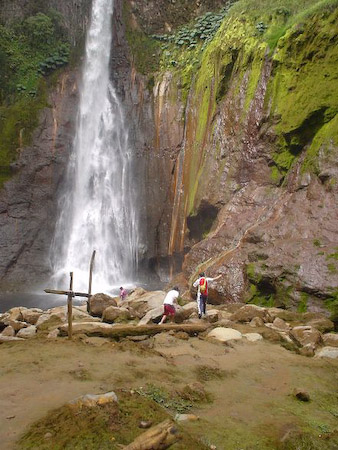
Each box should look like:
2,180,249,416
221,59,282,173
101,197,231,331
0,293,85,313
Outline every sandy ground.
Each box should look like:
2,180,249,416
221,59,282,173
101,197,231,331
0,333,337,449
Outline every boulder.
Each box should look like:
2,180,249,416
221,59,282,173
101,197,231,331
299,344,315,357
217,319,236,328
1,325,15,337
261,328,283,342
47,328,60,339
6,320,28,332
102,306,131,323
304,316,334,333
243,333,263,342
175,331,189,340
207,327,242,343
89,293,118,317
138,307,164,326
125,290,166,316
230,305,272,323
322,333,338,347
272,317,290,331
181,302,197,318
36,313,64,330
5,307,27,321
315,347,338,359
124,287,147,301
268,309,302,323
290,326,322,348
17,325,37,338
249,317,265,327
21,308,43,325
205,309,220,323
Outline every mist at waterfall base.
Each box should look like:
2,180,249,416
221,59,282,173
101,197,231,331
50,0,141,296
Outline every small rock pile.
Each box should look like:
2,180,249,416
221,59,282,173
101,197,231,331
1,291,337,359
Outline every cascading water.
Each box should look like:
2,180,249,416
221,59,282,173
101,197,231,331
50,0,139,293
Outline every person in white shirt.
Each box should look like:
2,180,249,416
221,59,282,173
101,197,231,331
158,286,180,325
193,272,221,319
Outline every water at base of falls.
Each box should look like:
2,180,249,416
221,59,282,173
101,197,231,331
50,0,139,295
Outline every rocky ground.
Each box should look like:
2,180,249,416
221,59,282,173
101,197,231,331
0,289,337,449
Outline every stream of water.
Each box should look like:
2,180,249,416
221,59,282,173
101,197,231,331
50,0,139,294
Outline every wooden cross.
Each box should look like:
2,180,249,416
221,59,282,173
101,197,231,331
44,250,96,339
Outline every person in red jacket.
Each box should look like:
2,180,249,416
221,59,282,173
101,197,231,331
193,272,221,319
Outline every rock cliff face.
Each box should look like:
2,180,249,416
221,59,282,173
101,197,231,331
121,0,338,319
0,0,337,322
0,0,91,289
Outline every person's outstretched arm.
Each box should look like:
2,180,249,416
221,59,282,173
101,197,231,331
207,275,222,282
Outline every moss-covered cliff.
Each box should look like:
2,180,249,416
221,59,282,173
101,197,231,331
124,0,338,319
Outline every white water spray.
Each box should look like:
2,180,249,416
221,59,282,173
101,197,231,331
50,0,139,293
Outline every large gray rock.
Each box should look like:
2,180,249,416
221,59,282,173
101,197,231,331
315,347,338,359
243,333,263,342
17,325,37,338
125,290,166,316
1,325,15,337
272,317,290,331
207,327,242,343
322,333,338,347
3,307,27,322
249,317,265,327
47,328,60,339
21,308,43,325
138,306,164,326
36,305,100,330
230,305,272,323
36,313,64,330
89,293,118,317
5,319,28,332
205,309,220,323
290,326,322,348
304,315,334,333
102,306,131,323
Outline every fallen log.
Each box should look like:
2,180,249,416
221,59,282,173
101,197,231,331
124,419,179,450
58,322,210,338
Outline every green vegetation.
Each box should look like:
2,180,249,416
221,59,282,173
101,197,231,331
18,389,208,449
122,1,161,75
0,10,70,186
194,365,236,382
136,384,194,413
152,7,230,55
298,292,308,313
325,290,338,324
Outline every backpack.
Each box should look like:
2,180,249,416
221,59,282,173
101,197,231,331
199,277,207,295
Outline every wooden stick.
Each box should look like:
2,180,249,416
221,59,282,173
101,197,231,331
124,419,179,450
44,289,90,298
59,322,210,338
67,272,73,340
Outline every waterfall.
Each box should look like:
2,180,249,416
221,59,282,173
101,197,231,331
50,0,139,293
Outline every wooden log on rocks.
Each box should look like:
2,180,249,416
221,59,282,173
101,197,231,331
124,419,179,450
58,322,210,338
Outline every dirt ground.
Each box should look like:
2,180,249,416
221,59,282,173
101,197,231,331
0,332,337,449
